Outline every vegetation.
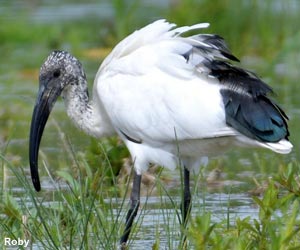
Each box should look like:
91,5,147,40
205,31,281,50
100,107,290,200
1,0,300,249
1,148,300,249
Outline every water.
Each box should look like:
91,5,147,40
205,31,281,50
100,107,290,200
1,0,300,249
115,193,258,249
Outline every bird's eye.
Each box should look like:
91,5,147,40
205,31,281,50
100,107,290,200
53,69,61,78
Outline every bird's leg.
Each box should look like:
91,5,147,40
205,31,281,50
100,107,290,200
181,166,191,227
120,171,141,249
180,166,191,248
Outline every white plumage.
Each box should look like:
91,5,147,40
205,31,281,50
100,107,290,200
93,20,292,172
29,19,292,247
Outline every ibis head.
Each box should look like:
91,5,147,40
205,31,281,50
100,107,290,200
29,51,85,191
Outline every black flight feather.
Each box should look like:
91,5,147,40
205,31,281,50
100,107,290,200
183,33,290,143
197,34,240,62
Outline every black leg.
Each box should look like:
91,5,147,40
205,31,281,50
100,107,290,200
120,171,142,249
182,166,191,227
180,166,191,249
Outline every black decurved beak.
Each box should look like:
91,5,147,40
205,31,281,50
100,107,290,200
29,79,62,191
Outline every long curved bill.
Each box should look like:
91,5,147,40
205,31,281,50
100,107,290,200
29,82,62,191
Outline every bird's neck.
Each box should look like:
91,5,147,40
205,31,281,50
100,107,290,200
62,80,115,138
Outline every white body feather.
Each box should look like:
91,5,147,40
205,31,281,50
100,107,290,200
86,20,292,174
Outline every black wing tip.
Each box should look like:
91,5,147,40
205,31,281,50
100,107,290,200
221,89,289,143
120,130,142,144
221,51,240,62
200,34,240,62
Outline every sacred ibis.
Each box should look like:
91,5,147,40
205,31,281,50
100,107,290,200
29,19,292,247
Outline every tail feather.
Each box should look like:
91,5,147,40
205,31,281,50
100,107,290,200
261,139,293,154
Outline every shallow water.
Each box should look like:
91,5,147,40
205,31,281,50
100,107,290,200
111,193,258,249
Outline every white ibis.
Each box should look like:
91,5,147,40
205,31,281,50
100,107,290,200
29,19,292,247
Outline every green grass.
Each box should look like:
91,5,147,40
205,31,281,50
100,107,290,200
0,150,125,249
188,164,300,250
1,149,300,249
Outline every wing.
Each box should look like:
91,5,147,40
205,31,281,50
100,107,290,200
96,20,290,147
181,32,290,143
